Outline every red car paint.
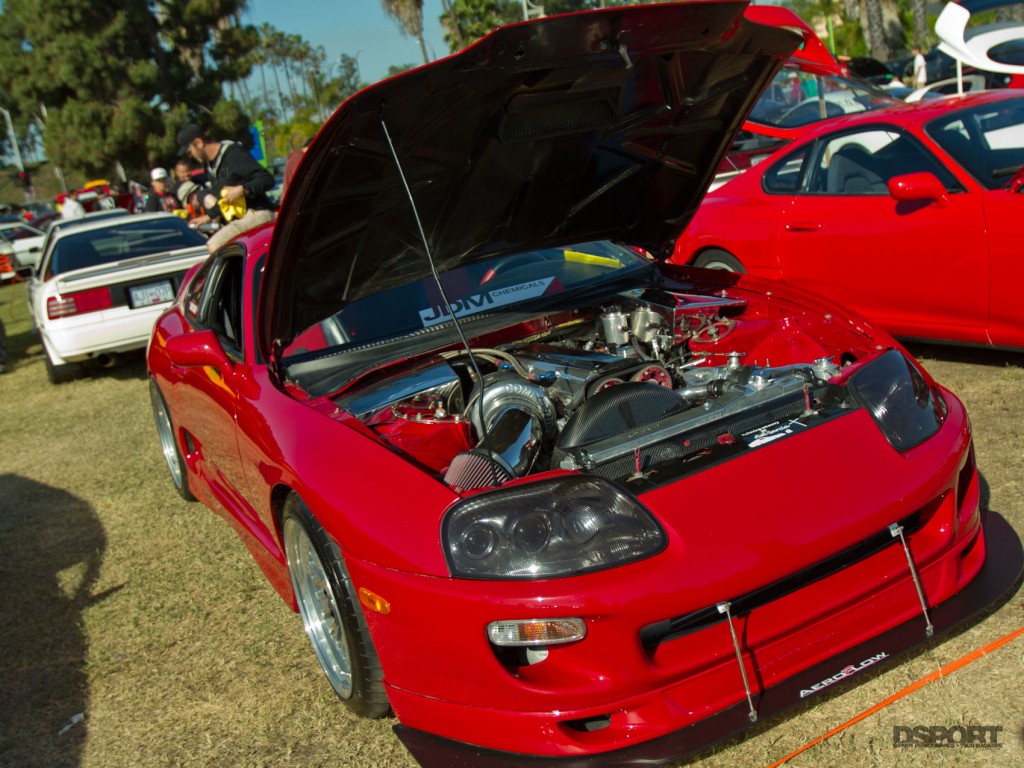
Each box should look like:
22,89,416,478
147,5,1021,766
675,90,1024,350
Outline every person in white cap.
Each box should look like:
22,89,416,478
144,167,179,214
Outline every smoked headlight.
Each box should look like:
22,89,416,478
443,475,665,579
848,349,946,451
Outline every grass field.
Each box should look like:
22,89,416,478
1,278,1021,768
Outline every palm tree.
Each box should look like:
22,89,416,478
255,24,281,119
864,0,889,61
381,0,430,65
258,25,291,121
440,0,464,50
910,0,927,49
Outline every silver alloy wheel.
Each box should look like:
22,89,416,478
693,248,745,273
151,384,184,491
284,516,354,699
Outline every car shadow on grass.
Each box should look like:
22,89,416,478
902,341,1024,369
100,350,149,381
0,321,39,372
0,474,121,768
62,349,149,384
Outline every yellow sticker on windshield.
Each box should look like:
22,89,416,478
562,249,623,268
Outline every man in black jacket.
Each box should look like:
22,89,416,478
177,123,275,252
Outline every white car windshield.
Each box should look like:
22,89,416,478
47,218,206,278
749,67,901,129
0,224,42,242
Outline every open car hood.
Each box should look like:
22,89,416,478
263,1,801,351
744,5,843,79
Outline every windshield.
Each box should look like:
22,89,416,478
47,217,206,277
749,66,901,130
0,224,42,242
927,97,1024,190
283,241,649,360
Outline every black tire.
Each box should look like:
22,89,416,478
43,340,81,384
282,494,390,718
149,379,196,502
693,248,747,273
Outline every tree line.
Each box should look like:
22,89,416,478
3,0,1020,190
790,0,1024,63
0,0,395,188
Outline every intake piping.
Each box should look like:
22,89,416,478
444,406,542,490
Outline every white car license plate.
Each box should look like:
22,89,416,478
129,280,175,308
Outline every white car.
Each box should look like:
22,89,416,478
0,220,45,278
28,212,209,383
5,209,132,274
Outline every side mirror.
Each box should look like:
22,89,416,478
888,172,949,207
165,329,230,369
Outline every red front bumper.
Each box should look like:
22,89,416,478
393,510,1021,767
338,393,1018,763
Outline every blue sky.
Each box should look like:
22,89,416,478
245,0,453,85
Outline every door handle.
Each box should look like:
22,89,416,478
785,221,821,232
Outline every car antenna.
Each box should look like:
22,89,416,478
379,110,501,488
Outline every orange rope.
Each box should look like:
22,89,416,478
765,625,1024,768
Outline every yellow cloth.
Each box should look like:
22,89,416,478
217,192,247,222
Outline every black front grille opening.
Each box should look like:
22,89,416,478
955,444,978,515
640,510,925,655
562,714,612,733
959,525,982,564
490,643,525,677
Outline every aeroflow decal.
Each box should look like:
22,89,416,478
799,652,890,697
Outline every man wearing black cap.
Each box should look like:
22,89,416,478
176,123,275,252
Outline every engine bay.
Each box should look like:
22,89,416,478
335,286,877,493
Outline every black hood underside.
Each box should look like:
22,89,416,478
265,2,800,349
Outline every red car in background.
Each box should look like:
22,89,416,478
714,64,903,188
675,90,1024,350
712,6,901,189
55,180,135,213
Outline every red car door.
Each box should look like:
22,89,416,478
170,256,255,521
982,187,1024,347
771,127,990,343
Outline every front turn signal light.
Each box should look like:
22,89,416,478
487,618,586,646
357,587,391,615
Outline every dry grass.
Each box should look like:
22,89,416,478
0,281,1021,768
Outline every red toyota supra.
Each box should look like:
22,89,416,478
673,89,1024,350
147,3,1022,766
